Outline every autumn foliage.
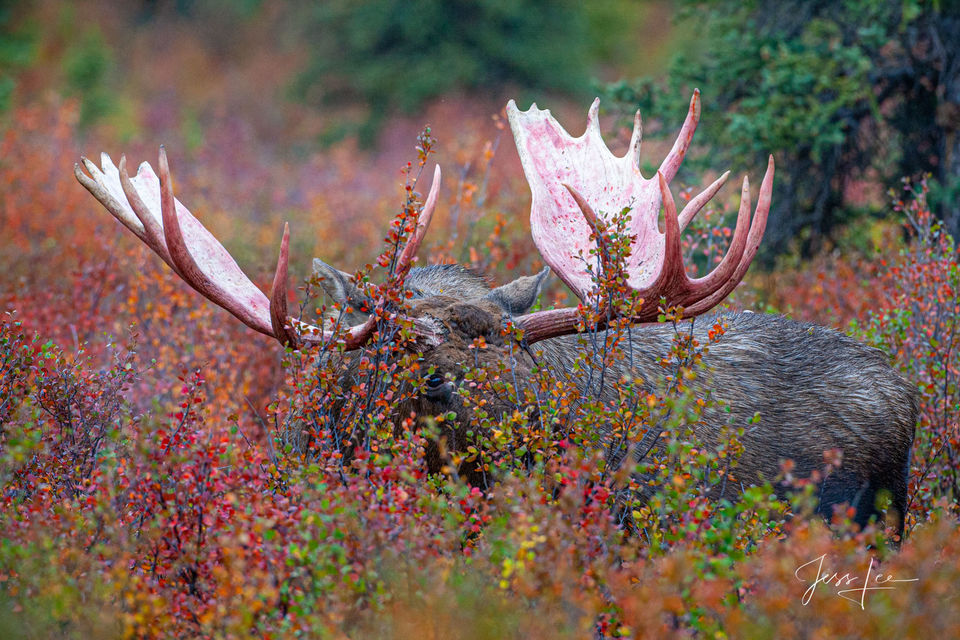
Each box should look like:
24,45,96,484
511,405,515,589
3,84,960,640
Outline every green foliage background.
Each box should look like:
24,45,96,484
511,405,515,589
291,0,596,144
0,0,37,112
603,0,960,258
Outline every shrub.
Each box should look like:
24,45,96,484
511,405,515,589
2,97,959,637
860,179,960,528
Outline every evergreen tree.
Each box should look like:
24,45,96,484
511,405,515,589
606,1,960,257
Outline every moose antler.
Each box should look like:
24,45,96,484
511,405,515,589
506,90,774,344
74,148,442,349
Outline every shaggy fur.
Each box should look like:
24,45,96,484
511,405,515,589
321,264,919,535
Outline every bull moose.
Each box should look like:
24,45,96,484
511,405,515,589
74,91,918,536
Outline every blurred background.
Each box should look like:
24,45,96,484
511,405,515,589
2,0,958,324
5,5,960,636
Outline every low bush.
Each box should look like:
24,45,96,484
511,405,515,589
2,101,959,638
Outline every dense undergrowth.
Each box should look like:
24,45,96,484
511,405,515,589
2,88,960,638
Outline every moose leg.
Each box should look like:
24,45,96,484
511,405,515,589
816,469,908,542
876,454,911,542
815,469,869,525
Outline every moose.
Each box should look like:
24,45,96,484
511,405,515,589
74,90,918,537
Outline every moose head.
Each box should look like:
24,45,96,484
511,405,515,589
75,91,917,538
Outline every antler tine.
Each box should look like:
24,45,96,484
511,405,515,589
679,170,730,231
269,222,383,350
319,165,442,349
155,148,406,349
678,173,753,306
686,155,774,315
628,109,642,166
630,172,686,308
554,168,760,323
75,158,145,242
396,165,441,273
563,182,617,304
657,171,684,289
563,183,601,230
658,89,700,183
158,147,204,291
118,155,175,270
516,160,769,345
153,148,264,332
270,222,296,346
155,147,283,338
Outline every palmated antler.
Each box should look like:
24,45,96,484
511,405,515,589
74,148,442,349
506,90,774,344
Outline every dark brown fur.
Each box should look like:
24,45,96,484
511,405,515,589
318,264,919,535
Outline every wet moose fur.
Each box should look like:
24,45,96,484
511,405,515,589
315,262,919,536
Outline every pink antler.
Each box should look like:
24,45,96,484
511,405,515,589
75,149,442,349
506,90,774,344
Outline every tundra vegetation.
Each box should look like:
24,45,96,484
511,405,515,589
72,87,919,542
2,2,960,638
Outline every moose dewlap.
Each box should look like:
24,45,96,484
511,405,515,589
75,91,918,537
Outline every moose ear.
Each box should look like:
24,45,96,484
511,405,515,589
485,267,550,314
312,258,363,305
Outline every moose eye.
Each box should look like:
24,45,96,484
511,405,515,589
423,372,453,404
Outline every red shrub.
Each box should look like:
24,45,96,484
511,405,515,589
2,92,959,638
